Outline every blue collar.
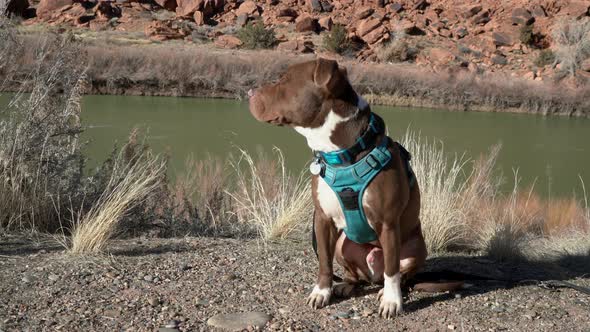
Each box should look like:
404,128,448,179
316,112,385,166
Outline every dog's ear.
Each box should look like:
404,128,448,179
313,58,347,97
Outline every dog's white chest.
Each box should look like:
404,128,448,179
316,177,374,231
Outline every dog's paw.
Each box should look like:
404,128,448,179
332,282,355,298
378,273,404,319
307,285,331,309
377,288,403,319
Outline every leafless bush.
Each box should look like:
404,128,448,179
552,18,590,77
0,23,87,232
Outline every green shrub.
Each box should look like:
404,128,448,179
534,49,555,67
520,24,535,45
323,24,349,54
237,21,276,49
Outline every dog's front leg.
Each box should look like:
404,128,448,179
307,209,338,309
377,220,404,319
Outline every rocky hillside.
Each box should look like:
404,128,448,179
6,0,590,84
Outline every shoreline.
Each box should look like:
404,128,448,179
6,32,590,117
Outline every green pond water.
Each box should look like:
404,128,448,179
3,94,590,197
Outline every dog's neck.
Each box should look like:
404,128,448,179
294,96,370,153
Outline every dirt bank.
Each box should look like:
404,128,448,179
1,235,589,331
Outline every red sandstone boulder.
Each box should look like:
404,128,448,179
511,8,534,26
429,47,454,65
295,16,320,33
155,0,177,11
36,0,73,19
318,16,333,30
357,17,381,37
581,58,590,72
236,1,258,16
362,25,387,45
176,0,202,17
214,34,242,48
492,32,513,47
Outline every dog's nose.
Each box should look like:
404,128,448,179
247,89,255,98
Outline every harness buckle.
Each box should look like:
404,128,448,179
366,154,380,169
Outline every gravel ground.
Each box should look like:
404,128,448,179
1,235,589,332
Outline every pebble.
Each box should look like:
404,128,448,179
278,308,289,315
164,320,178,328
362,308,374,317
333,311,350,319
48,274,59,282
148,297,160,307
207,312,272,330
144,275,153,282
21,274,34,283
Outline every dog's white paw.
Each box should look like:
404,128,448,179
378,273,404,319
307,285,331,309
332,282,355,298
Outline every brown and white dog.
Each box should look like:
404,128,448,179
248,58,427,319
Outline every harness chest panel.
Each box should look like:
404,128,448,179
321,139,392,243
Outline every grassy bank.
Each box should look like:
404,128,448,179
7,28,590,117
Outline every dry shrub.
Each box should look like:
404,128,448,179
0,26,87,232
552,18,590,77
70,142,166,254
377,33,417,63
228,148,311,241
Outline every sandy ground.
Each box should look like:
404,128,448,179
1,235,589,332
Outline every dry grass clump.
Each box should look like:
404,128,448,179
377,32,417,63
552,18,590,77
228,148,312,241
400,131,467,253
70,141,166,254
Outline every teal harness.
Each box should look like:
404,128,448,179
311,113,415,247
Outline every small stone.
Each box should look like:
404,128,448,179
270,322,281,330
448,324,457,330
148,297,160,307
144,275,153,282
207,312,272,330
278,308,289,315
22,274,35,283
165,320,178,328
362,308,374,317
194,298,208,306
48,274,59,282
222,273,237,281
334,311,350,319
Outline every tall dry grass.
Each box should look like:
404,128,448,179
70,143,166,254
228,148,312,241
400,131,468,253
402,128,590,261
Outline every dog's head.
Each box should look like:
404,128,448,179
248,58,361,128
